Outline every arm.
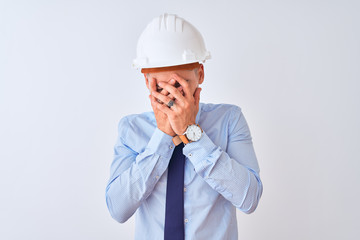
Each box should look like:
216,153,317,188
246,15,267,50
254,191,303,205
105,117,174,223
183,106,263,214
150,74,262,213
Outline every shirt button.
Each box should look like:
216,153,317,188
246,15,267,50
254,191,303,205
155,176,159,179
188,153,192,157
170,145,173,149
184,187,187,192
184,219,188,223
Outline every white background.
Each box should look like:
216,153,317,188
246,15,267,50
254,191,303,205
1,0,359,239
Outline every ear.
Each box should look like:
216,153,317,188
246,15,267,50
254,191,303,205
198,64,204,84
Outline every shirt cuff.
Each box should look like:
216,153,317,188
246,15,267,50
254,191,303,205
142,127,175,160
182,131,221,171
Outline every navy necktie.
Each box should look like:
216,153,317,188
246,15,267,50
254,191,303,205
164,143,185,240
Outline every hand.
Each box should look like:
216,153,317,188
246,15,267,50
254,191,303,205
150,74,201,135
149,77,176,137
154,79,183,103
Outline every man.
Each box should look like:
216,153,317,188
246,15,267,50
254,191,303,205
105,13,263,240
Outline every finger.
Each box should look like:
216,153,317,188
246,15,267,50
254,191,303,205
168,93,174,99
159,78,176,95
177,86,184,96
149,95,157,112
157,81,186,103
158,90,175,103
149,95,158,109
153,92,163,103
168,78,176,86
151,90,173,105
150,95,170,118
160,83,181,100
155,101,173,116
165,85,183,100
151,97,173,115
194,87,201,106
150,94,163,108
160,88,169,95
149,78,164,103
163,92,175,101
149,77,157,93
170,74,191,97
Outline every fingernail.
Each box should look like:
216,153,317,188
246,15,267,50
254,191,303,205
158,82,163,86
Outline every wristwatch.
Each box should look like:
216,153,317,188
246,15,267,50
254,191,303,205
179,124,203,144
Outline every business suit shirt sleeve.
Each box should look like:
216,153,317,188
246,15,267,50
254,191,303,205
105,117,174,223
183,106,263,214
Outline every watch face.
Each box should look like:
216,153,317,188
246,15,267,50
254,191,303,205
186,125,202,141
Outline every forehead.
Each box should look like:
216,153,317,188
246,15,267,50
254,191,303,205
148,69,195,81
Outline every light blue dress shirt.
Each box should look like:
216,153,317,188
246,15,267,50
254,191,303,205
105,103,263,240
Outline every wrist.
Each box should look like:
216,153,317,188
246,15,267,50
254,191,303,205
158,127,176,137
178,121,196,135
179,124,203,144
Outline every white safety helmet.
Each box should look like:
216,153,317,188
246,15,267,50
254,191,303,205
133,13,211,70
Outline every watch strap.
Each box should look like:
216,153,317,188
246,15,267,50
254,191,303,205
178,135,190,144
172,136,183,146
